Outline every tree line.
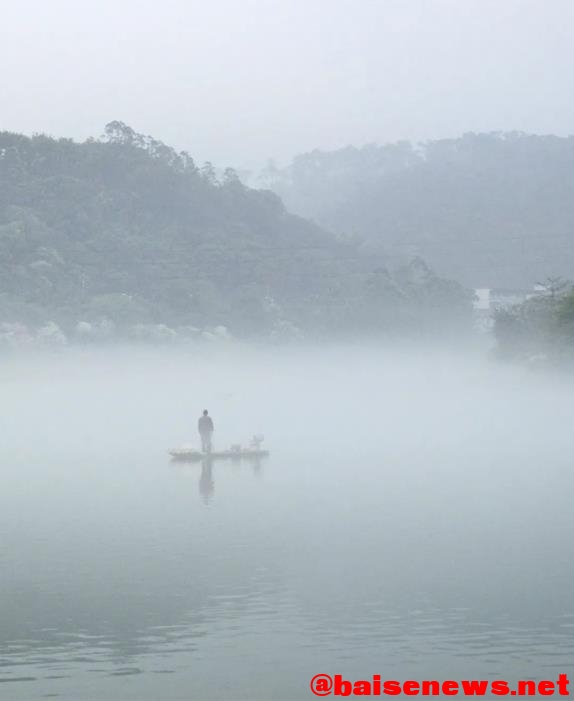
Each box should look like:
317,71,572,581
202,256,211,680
263,132,574,289
0,123,474,346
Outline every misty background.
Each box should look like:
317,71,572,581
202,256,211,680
2,0,574,170
2,1,574,699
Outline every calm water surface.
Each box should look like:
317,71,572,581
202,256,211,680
1,346,573,700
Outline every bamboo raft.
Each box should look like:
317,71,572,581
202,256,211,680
169,436,268,462
169,447,269,462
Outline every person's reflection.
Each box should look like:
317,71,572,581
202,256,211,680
199,457,214,504
251,456,263,476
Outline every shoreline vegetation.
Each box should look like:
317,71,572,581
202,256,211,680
493,278,574,369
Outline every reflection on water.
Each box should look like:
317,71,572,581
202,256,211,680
185,456,264,506
199,459,215,504
1,348,574,700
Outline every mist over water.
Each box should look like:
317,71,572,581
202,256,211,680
1,345,574,700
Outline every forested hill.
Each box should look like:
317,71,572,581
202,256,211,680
0,122,472,345
263,132,574,289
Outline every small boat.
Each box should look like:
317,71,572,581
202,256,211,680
169,436,269,462
169,447,269,461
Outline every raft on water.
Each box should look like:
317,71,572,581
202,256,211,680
169,447,269,461
169,436,269,462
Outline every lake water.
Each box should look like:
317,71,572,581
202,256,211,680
1,345,574,700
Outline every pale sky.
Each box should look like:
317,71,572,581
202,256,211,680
1,0,573,170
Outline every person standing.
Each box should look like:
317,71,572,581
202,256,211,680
198,410,214,453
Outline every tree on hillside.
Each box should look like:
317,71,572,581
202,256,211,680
0,124,474,343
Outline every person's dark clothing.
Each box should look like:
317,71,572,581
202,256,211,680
198,415,214,453
198,416,214,434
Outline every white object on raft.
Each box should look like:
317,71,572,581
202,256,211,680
169,435,269,461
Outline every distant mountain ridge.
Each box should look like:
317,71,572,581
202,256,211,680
263,132,574,288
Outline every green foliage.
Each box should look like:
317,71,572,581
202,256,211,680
266,133,574,288
0,124,473,342
493,280,574,361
